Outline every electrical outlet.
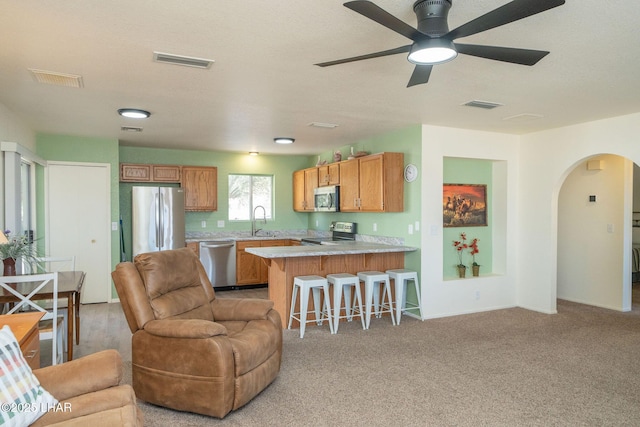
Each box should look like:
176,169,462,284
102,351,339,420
475,290,480,300
316,220,319,227
408,224,413,235
201,220,206,228
111,222,118,231
415,221,420,231
373,223,377,232
217,220,225,228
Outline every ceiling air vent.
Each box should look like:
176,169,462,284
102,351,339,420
28,69,83,88
153,51,214,69
121,126,143,132
462,100,503,110
308,122,339,129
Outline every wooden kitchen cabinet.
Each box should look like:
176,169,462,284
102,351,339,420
339,152,404,212
318,163,340,186
152,164,181,182
293,168,318,212
236,240,286,285
120,163,152,182
120,163,181,182
181,166,217,211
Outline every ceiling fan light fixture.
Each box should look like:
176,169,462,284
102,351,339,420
274,137,295,144
408,39,457,65
118,108,151,119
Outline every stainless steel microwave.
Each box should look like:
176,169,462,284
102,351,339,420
314,185,340,212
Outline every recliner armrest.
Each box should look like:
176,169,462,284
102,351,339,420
211,297,274,321
33,349,122,402
143,318,227,338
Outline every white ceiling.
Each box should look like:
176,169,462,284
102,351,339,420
1,1,639,156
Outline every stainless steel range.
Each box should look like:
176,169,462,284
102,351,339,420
300,221,357,245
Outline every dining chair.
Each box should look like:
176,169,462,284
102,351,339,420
0,272,62,365
25,256,76,348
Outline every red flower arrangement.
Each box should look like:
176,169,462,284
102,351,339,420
452,232,468,267
469,238,480,267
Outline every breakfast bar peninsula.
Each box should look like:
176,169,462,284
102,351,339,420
245,242,417,325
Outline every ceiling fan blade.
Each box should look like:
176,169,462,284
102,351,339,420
455,43,549,65
407,64,433,87
344,1,426,42
315,45,411,67
446,0,565,41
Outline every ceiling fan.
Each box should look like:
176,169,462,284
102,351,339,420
316,0,565,87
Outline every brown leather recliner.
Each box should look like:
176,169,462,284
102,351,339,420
111,247,282,419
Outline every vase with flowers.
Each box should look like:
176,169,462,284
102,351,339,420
452,232,468,278
0,229,38,276
469,237,480,276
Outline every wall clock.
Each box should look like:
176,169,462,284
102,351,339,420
404,164,418,182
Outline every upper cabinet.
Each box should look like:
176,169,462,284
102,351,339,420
339,152,404,212
120,163,181,182
292,152,404,213
181,166,217,211
318,163,340,186
293,167,318,212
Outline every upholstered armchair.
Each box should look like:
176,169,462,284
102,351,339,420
111,247,282,419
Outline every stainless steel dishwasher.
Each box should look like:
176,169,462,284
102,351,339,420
199,240,236,288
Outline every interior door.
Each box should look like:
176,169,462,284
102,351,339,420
46,162,111,304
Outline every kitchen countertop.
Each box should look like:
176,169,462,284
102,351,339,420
245,241,417,258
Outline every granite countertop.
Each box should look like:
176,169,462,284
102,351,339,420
245,241,417,258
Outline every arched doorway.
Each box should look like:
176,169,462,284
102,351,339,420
557,154,634,311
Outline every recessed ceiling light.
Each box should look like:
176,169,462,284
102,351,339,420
118,108,151,119
249,151,259,156
274,137,295,144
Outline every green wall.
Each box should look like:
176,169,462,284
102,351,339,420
33,129,423,299
442,157,493,279
118,146,311,259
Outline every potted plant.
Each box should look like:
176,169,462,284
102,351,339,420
469,238,480,276
452,232,468,278
0,229,37,276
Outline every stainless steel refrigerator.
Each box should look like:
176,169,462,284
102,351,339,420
132,186,185,257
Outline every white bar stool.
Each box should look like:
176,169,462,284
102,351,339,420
357,271,396,329
326,273,365,333
288,275,334,338
386,269,424,324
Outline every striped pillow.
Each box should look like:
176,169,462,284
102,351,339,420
0,325,57,426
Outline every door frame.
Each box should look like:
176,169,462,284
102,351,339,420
44,160,112,303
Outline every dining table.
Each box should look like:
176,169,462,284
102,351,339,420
0,270,85,361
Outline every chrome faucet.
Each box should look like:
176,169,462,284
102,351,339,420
252,205,267,236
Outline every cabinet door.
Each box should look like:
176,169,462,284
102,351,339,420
339,159,360,211
152,165,181,182
120,164,151,182
327,163,340,186
358,154,385,211
236,241,262,285
293,169,306,211
304,168,318,211
182,167,217,211
317,164,340,186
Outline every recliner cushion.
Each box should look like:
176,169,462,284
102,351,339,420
134,248,213,321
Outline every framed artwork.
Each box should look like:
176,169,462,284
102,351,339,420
443,184,487,227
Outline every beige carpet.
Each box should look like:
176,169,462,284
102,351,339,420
126,298,640,426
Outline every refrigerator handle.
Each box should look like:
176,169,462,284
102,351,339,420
158,192,164,246
155,192,161,248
